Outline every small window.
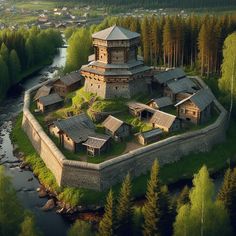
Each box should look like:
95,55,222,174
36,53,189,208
193,111,196,115
98,85,100,88
91,84,93,86
180,108,185,114
115,86,118,90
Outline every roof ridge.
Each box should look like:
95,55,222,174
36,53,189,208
154,109,176,118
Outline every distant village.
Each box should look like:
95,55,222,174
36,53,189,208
0,0,189,30
32,26,216,159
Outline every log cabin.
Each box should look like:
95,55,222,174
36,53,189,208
53,71,82,97
175,89,215,124
49,114,95,153
37,93,63,113
102,115,132,141
150,110,181,132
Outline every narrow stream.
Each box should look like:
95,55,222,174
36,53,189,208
0,48,71,236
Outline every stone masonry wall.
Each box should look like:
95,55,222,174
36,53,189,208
22,77,229,191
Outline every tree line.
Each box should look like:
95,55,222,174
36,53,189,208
65,14,236,77
0,27,63,102
54,0,236,9
68,160,236,236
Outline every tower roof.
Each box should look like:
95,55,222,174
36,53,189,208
92,25,140,41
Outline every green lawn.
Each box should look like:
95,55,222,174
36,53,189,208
12,112,236,206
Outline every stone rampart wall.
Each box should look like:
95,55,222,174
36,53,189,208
22,77,229,191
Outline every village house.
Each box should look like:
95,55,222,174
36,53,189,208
102,115,132,141
53,71,82,97
163,77,198,102
175,89,215,124
80,25,151,99
150,110,181,132
146,96,173,110
127,102,157,120
135,128,163,145
83,134,111,156
34,85,52,101
37,93,63,113
49,114,95,153
152,67,186,89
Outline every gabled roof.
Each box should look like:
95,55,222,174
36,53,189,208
154,68,186,85
167,77,197,94
38,93,63,106
175,89,215,111
102,115,129,133
83,134,110,149
127,102,157,113
34,85,52,101
92,25,140,41
136,128,163,139
147,97,173,109
53,114,95,143
150,110,177,129
55,71,82,86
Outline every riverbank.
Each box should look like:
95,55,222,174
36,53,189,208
11,112,236,208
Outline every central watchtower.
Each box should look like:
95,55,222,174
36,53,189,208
81,25,150,99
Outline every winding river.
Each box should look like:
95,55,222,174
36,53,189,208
0,48,71,236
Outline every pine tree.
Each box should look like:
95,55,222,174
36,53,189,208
9,49,21,84
142,159,161,236
67,220,93,236
217,168,236,233
116,173,133,235
177,186,190,210
141,17,150,65
98,190,115,236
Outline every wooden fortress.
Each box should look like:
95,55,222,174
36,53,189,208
81,25,151,99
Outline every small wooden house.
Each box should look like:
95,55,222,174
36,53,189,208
34,85,52,101
127,102,157,120
146,97,173,110
150,110,181,132
163,77,197,102
53,71,82,97
37,93,63,113
135,128,163,145
102,115,132,141
83,134,111,156
49,114,95,152
175,89,215,124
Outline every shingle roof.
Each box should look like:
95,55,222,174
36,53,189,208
147,97,173,109
53,114,95,143
34,85,52,101
102,115,129,133
92,25,140,41
154,68,186,84
83,134,110,149
167,77,197,94
175,89,215,111
56,71,82,86
137,128,163,139
150,110,177,129
38,93,63,106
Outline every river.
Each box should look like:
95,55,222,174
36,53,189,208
0,47,71,236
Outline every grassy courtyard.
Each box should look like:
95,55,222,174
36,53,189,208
12,113,236,205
